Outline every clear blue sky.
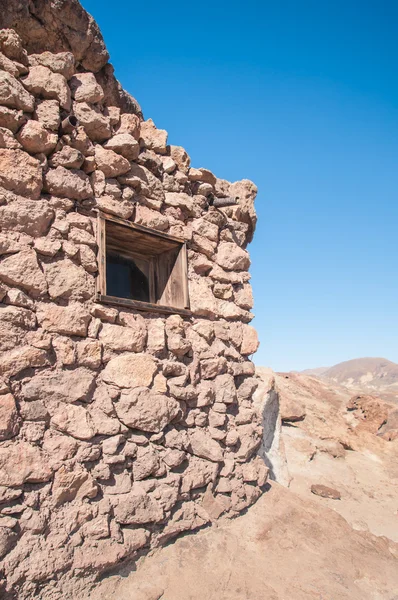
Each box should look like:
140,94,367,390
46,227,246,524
83,0,398,371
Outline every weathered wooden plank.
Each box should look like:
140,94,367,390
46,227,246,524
100,211,185,244
96,213,107,296
98,294,192,317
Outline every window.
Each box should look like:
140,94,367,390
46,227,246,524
96,213,190,315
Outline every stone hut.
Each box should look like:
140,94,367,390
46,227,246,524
0,2,266,598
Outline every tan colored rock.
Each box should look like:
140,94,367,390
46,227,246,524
116,387,179,433
189,278,217,318
28,51,75,79
102,353,157,388
0,249,47,296
76,339,102,369
22,65,71,109
104,133,140,160
52,464,98,506
119,162,165,202
34,98,60,131
216,242,250,271
189,167,216,185
240,325,259,356
33,237,61,257
0,52,21,77
69,72,104,103
311,484,341,500
164,192,194,214
22,367,95,403
95,195,134,220
0,196,53,236
189,429,224,462
0,345,49,378
140,118,167,154
0,393,18,440
0,127,21,149
229,179,257,243
134,204,169,231
132,445,163,480
49,145,84,169
51,403,96,440
117,113,140,139
73,101,112,142
0,441,52,486
0,71,34,111
37,303,90,336
16,120,57,155
43,258,94,300
147,319,166,355
0,148,42,198
99,322,146,352
169,145,190,174
44,165,92,199
94,145,130,177
113,488,164,525
235,283,254,309
0,106,26,132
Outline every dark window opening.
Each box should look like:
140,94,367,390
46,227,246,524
97,213,190,315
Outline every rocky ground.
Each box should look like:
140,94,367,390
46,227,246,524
85,368,398,599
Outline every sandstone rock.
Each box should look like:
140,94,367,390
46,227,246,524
0,71,34,111
52,464,98,506
311,484,341,500
235,283,254,309
134,204,169,231
37,303,90,336
76,339,102,369
99,322,146,352
73,101,112,142
94,145,130,177
147,319,166,355
51,403,96,440
119,163,165,202
44,166,92,200
157,501,209,544
216,242,250,271
22,368,95,403
34,98,60,131
0,126,21,149
49,145,84,169
0,249,47,296
16,120,57,155
95,195,134,220
117,113,140,139
0,30,27,64
0,51,22,78
102,353,157,388
116,387,179,433
0,195,53,236
0,345,49,378
0,148,42,198
162,156,177,174
240,325,259,356
0,106,26,132
229,179,257,243
104,133,140,160
163,448,187,468
132,445,163,480
169,145,190,174
22,65,71,109
201,357,227,380
113,488,164,525
28,51,74,79
0,393,18,440
188,429,224,462
43,258,94,300
0,441,52,486
164,192,194,214
69,73,104,103
189,278,217,318
33,237,61,257
214,373,237,404
140,119,167,154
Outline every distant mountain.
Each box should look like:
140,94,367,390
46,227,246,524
302,357,398,404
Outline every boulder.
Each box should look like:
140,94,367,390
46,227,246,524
28,51,75,79
94,145,130,177
69,72,104,103
22,368,95,403
216,242,250,271
0,345,49,378
0,71,34,111
117,113,140,139
240,325,259,356
188,429,224,462
51,403,96,440
103,133,140,160
49,146,84,169
16,120,57,155
0,148,42,198
119,162,165,202
73,101,112,142
95,195,134,220
0,106,26,132
34,98,60,131
0,393,19,440
113,488,164,525
116,387,180,433
0,249,47,296
0,127,21,149
22,65,71,110
99,322,146,353
43,258,94,300
140,118,167,154
0,196,53,236
102,353,157,388
37,303,91,336
44,166,92,200
52,464,98,506
0,441,52,486
169,145,190,174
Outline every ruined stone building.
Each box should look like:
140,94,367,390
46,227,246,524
0,1,266,598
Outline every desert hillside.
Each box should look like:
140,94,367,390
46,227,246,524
303,357,398,404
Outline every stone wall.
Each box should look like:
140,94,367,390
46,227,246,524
0,7,266,599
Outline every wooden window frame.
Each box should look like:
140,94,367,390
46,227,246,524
96,212,191,316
